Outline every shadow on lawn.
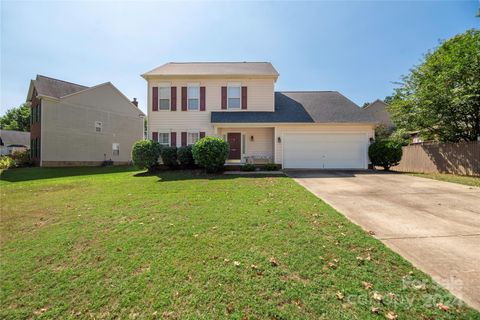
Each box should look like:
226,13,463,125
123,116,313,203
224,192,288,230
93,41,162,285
0,166,139,183
134,169,285,182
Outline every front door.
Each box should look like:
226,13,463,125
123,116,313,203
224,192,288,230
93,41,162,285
227,133,241,160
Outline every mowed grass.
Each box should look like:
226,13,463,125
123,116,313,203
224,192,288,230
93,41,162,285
1,167,478,319
405,172,480,187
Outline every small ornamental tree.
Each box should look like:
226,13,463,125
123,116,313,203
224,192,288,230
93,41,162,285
192,136,229,173
368,139,403,171
131,140,161,172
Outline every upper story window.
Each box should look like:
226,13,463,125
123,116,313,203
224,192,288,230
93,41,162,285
187,132,200,146
95,121,102,133
188,85,199,110
228,84,241,109
159,86,170,110
158,132,170,146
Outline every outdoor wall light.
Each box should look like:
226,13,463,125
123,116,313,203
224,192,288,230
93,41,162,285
277,137,282,143
250,135,254,142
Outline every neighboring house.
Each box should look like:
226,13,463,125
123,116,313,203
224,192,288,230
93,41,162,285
362,99,394,130
26,75,145,167
142,62,376,169
0,130,30,155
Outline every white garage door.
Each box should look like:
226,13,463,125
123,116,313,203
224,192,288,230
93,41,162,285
283,133,367,169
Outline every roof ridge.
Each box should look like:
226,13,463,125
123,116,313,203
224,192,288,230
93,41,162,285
36,75,89,88
277,90,337,93
167,61,272,64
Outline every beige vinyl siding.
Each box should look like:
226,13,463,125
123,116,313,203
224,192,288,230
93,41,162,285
274,124,375,165
41,84,144,163
147,78,275,141
217,127,274,161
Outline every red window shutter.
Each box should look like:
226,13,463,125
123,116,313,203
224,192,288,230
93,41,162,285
200,132,205,139
171,87,177,111
221,87,227,109
181,132,187,146
241,87,247,110
152,87,158,111
200,87,206,111
152,132,158,141
170,132,176,147
181,87,187,111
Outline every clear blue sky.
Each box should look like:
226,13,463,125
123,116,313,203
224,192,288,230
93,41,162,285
1,1,478,114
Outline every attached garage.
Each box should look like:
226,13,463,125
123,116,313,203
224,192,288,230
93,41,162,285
282,132,369,169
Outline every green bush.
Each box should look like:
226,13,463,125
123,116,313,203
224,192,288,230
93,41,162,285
264,163,281,171
241,163,256,171
160,146,178,168
0,156,16,170
192,136,229,173
368,139,403,171
131,140,161,172
177,145,195,168
11,150,31,167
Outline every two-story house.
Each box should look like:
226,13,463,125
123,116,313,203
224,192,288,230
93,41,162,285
27,75,145,167
142,62,375,169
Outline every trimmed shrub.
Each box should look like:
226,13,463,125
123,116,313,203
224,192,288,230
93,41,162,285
192,136,229,173
264,163,281,171
177,145,195,168
0,156,16,170
131,140,161,172
160,146,178,168
241,163,256,172
10,150,31,167
368,139,403,171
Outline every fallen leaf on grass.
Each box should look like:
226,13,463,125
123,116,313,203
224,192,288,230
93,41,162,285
33,307,48,315
233,261,241,267
226,304,235,314
372,292,383,302
387,293,398,300
294,299,303,308
269,257,279,267
362,281,373,290
336,291,344,300
251,264,258,270
371,307,380,314
368,230,376,235
385,311,398,319
436,303,449,311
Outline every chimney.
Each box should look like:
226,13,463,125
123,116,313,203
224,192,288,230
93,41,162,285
132,98,138,107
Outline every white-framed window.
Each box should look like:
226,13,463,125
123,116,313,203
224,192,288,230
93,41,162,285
227,84,241,109
95,121,102,133
159,86,170,110
187,85,199,110
158,132,170,146
187,132,200,146
112,143,120,156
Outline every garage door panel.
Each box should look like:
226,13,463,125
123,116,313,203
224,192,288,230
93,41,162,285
283,133,366,169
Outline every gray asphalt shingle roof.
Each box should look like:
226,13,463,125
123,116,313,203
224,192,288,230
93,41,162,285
142,62,279,77
211,91,375,123
362,99,394,128
0,130,30,148
33,75,88,98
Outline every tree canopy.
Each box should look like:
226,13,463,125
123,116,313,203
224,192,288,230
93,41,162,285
388,29,480,142
0,103,31,132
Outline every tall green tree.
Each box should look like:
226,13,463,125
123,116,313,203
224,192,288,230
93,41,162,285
0,103,31,132
388,29,480,142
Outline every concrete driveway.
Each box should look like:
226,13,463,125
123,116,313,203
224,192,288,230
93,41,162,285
287,170,480,310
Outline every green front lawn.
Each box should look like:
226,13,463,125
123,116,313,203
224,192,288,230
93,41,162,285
406,172,480,187
1,167,478,319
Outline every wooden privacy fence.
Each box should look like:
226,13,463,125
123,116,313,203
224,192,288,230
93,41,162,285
393,141,480,176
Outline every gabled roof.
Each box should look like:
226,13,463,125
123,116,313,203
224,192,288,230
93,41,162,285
32,75,88,99
27,75,145,116
211,91,375,124
362,99,394,128
0,130,30,148
142,62,279,78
